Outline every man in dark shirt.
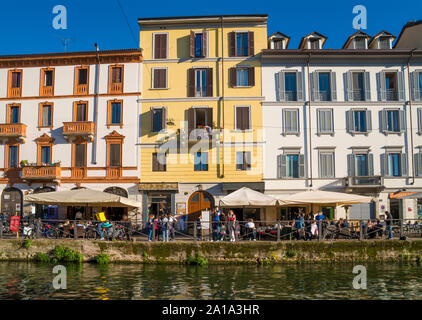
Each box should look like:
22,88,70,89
385,211,393,239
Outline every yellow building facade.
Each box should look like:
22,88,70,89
137,15,267,221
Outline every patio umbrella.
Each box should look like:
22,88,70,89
219,187,279,207
277,190,373,206
24,188,141,208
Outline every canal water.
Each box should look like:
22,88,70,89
0,262,421,299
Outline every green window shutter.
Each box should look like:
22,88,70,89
378,71,386,101
364,72,371,101
347,154,355,176
298,154,305,178
276,71,285,101
397,72,405,101
346,71,353,101
296,71,303,101
401,153,408,176
330,71,337,101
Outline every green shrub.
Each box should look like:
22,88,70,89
285,249,298,258
96,253,110,264
52,246,83,263
187,253,208,266
35,252,50,263
23,239,32,249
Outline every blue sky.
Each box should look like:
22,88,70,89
0,0,420,55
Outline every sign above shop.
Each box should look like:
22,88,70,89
389,192,417,199
138,183,178,191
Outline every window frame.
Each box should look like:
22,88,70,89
194,151,209,171
108,64,124,94
105,131,125,170
236,151,252,171
153,32,169,60
152,152,167,172
282,108,300,135
234,105,251,131
74,66,89,95
318,151,335,178
6,103,21,124
151,107,167,133
107,99,124,129
317,108,334,135
72,101,88,122
35,134,55,165
5,143,19,169
40,68,55,97
38,102,54,130
235,32,250,57
151,67,168,89
8,69,23,98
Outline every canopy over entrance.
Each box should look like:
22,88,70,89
278,190,373,206
24,188,141,208
219,187,278,207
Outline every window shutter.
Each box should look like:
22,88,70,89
364,72,371,101
365,110,372,132
401,153,408,176
330,71,337,101
110,144,121,167
380,110,387,133
418,108,422,133
399,110,406,132
152,153,158,171
202,29,207,57
153,69,160,88
188,108,195,134
378,71,386,101
311,72,320,101
161,34,167,59
248,32,254,56
236,107,242,130
368,153,374,176
190,30,195,58
248,67,255,86
317,109,321,134
412,72,421,101
205,108,213,128
347,154,355,176
187,69,195,97
228,32,235,57
415,153,422,176
299,154,305,178
162,107,168,131
150,107,153,131
75,144,85,167
397,71,405,101
160,69,167,88
42,105,51,126
279,155,287,178
346,110,354,133
296,71,303,101
276,71,285,101
206,68,213,97
229,68,237,87
346,71,353,101
154,35,161,59
380,154,386,176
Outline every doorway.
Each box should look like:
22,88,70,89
390,199,401,219
188,191,214,221
1,187,23,217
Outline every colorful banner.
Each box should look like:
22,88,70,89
9,216,21,233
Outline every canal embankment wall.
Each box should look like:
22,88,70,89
1,239,422,264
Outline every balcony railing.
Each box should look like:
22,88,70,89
71,167,86,178
188,127,220,141
0,123,27,139
109,82,123,94
41,86,54,96
352,89,365,101
63,122,95,140
285,91,297,101
9,87,21,98
21,165,61,181
75,84,88,95
386,89,398,101
316,91,331,101
107,167,122,178
344,176,383,187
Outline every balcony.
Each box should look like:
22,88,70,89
344,176,384,190
21,165,61,182
8,87,21,98
109,82,123,94
386,89,398,101
316,91,331,101
187,127,220,142
75,84,88,95
62,121,95,142
285,91,298,101
352,89,365,101
41,86,54,97
0,123,27,142
106,167,122,178
71,167,87,178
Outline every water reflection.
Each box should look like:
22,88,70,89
0,262,421,300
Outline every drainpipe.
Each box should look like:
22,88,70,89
92,43,100,164
306,52,313,187
220,16,225,178
407,49,416,185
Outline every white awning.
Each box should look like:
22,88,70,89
277,190,373,206
219,187,278,207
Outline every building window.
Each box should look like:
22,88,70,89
188,107,213,136
273,39,284,49
381,109,405,133
312,71,337,101
74,66,89,95
229,32,254,57
194,152,208,171
378,37,391,49
283,109,299,135
195,69,207,97
354,38,367,49
284,72,297,101
108,65,123,93
38,103,53,128
309,38,320,49
152,153,166,172
319,152,335,178
230,67,254,87
7,104,21,124
278,154,305,178
8,70,22,98
318,72,331,101
277,71,303,101
414,152,422,176
40,68,54,96
195,33,203,57
154,33,168,59
109,144,121,167
188,68,212,97
236,68,249,87
236,151,251,171
107,100,123,128
73,101,88,122
151,107,166,132
348,153,374,177
235,106,250,130
347,109,371,134
152,68,167,89
8,145,18,168
379,71,405,101
41,146,51,164
412,71,422,101
74,144,86,167
381,152,407,177
346,71,370,101
317,109,334,134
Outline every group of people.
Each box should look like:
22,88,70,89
146,213,178,242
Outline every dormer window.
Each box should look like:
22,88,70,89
268,32,290,50
354,38,367,49
273,39,284,49
309,38,320,49
378,37,391,49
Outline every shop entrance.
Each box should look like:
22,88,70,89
1,187,23,217
390,199,401,219
279,206,307,221
188,191,214,221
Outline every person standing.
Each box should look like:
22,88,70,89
147,214,154,241
168,213,177,241
196,214,203,241
75,210,83,221
212,208,221,242
227,210,236,242
385,211,393,239
161,214,169,242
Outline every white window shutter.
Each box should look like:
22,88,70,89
312,72,320,101
401,153,408,176
364,72,371,101
398,72,405,101
380,109,387,133
346,110,355,133
347,154,355,176
346,71,353,101
378,71,386,101
380,154,386,176
276,71,285,101
296,71,303,101
399,110,406,132
279,154,287,178
365,110,372,132
330,71,337,101
299,154,305,178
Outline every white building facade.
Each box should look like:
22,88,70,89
262,36,422,221
0,49,142,221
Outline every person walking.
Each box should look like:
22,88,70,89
385,211,393,239
147,214,154,241
228,210,236,242
196,214,203,241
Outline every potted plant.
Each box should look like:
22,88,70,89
166,118,175,126
20,160,28,167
